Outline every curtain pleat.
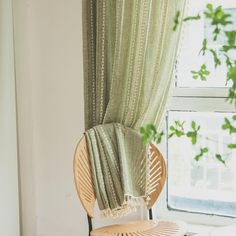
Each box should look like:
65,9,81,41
82,0,186,216
83,0,186,131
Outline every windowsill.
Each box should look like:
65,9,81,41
187,223,236,236
187,223,214,236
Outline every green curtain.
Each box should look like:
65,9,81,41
82,0,186,217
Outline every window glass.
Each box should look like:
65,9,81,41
176,1,236,88
167,111,236,217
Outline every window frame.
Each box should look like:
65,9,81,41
173,87,229,99
155,0,236,225
155,86,236,225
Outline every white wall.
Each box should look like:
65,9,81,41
14,1,142,235
14,0,87,235
0,0,20,235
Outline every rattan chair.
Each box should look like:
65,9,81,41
73,135,187,236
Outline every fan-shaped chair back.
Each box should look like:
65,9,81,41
73,135,166,217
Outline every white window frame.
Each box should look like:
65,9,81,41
155,85,236,226
154,0,236,225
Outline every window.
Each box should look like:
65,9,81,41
166,0,236,220
168,111,236,217
177,0,236,88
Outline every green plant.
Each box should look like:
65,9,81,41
191,64,210,80
140,3,236,165
140,124,164,145
194,147,208,161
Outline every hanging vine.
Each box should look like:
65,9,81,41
141,4,236,165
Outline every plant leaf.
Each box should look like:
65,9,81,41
215,154,226,165
228,143,236,149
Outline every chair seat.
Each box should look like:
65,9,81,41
91,220,187,236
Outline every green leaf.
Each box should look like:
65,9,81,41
168,120,185,138
146,124,156,133
215,154,226,165
176,130,184,137
204,4,232,41
224,54,233,68
183,14,201,22
140,124,165,145
222,31,236,53
194,153,203,161
225,31,236,46
206,3,213,10
193,136,197,145
186,131,197,144
191,121,196,130
140,127,145,134
168,133,175,138
228,143,236,149
141,136,148,145
191,64,210,81
222,124,228,130
194,147,208,161
225,117,231,125
209,49,221,68
199,38,208,55
173,11,180,31
186,121,200,145
186,131,194,137
226,87,236,107
222,116,236,134
154,131,164,144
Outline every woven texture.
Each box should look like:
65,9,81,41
85,123,147,217
83,0,186,130
82,0,186,217
90,220,187,236
73,136,167,217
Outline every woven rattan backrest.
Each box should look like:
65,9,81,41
73,135,166,217
73,135,96,217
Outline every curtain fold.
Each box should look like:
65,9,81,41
82,0,186,217
85,123,147,217
83,0,186,130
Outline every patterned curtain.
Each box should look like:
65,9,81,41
82,0,186,217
